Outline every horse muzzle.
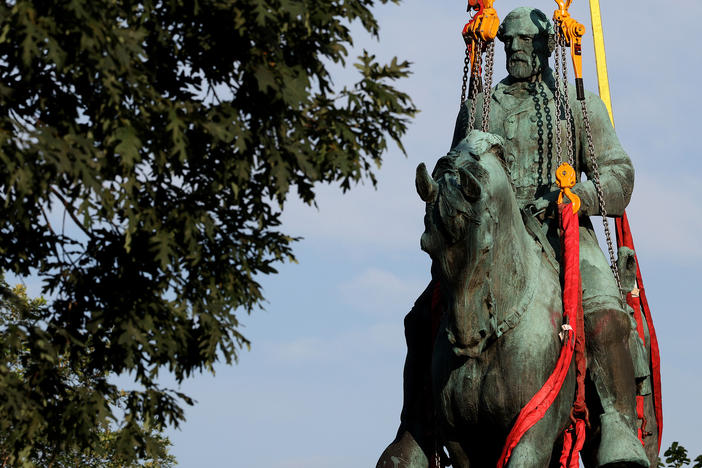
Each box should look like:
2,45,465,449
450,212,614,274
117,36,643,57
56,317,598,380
447,328,488,358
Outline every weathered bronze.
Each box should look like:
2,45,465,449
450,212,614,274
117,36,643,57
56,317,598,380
377,7,657,468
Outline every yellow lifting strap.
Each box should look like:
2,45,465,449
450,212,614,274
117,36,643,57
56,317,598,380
589,0,615,127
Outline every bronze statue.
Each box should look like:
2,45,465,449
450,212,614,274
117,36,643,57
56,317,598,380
378,7,656,468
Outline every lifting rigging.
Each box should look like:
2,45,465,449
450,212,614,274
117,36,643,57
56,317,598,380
451,0,663,466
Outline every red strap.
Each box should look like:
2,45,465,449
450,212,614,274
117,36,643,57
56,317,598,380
497,204,584,468
615,212,663,451
626,291,645,343
560,419,587,468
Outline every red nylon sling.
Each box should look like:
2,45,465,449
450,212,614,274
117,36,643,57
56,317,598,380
497,204,587,468
616,211,663,451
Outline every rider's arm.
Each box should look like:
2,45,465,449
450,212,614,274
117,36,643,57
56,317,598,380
450,92,488,150
571,93,634,217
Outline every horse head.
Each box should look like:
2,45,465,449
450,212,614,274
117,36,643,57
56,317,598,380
416,131,528,357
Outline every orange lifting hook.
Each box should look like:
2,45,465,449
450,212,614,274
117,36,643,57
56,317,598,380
556,162,581,214
553,0,587,100
463,0,500,44
462,1,500,98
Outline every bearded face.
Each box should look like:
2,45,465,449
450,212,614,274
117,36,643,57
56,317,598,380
505,36,543,79
500,18,551,81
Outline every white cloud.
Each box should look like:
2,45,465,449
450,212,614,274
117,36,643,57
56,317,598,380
280,175,426,253
338,267,427,317
263,321,405,367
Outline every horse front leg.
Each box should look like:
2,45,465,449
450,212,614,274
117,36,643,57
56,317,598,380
377,284,437,468
502,390,574,468
377,430,431,468
444,440,471,468
507,420,557,468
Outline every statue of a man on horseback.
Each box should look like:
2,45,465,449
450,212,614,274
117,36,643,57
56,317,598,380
378,7,654,468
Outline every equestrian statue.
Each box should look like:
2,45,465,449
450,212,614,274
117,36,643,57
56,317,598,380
377,7,659,468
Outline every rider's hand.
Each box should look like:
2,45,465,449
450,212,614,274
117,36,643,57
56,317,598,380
532,190,559,211
532,197,550,212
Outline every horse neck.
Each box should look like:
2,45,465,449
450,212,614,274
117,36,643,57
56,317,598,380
442,200,541,355
464,201,540,318
492,207,539,312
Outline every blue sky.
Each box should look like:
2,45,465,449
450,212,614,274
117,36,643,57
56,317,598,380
159,1,702,466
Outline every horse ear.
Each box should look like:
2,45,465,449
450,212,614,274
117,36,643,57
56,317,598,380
416,163,438,203
459,167,482,201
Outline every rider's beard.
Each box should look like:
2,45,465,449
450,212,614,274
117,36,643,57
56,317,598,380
507,53,542,80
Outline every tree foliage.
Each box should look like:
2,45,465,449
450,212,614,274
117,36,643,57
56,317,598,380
659,442,702,468
0,281,176,467
0,0,416,462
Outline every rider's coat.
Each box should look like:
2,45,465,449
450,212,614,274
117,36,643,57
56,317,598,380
450,67,632,310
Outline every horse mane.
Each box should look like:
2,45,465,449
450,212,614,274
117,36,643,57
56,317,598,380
429,131,515,244
430,152,485,243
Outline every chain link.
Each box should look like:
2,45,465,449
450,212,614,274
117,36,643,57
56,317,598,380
481,40,495,133
580,100,623,294
467,39,482,132
559,35,575,167
553,38,563,166
553,29,622,296
460,47,470,106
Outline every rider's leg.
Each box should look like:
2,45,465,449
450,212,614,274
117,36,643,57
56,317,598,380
585,307,649,468
579,225,649,468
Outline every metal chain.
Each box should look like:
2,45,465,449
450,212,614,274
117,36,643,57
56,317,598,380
467,40,482,132
554,39,565,166
553,38,564,166
460,47,470,106
553,28,622,295
580,100,623,294
481,40,495,133
558,35,575,167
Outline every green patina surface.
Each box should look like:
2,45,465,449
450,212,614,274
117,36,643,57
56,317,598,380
378,7,657,468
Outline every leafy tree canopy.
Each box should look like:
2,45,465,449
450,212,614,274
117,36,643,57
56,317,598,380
0,0,416,462
0,281,176,467
659,442,702,468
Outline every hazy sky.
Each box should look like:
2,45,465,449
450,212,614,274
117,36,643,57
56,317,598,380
164,2,702,466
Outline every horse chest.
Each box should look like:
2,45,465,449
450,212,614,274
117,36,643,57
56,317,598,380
434,348,512,430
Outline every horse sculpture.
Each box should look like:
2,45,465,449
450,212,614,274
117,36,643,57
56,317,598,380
377,131,575,467
377,130,658,468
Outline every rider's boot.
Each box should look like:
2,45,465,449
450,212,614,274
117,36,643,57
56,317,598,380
586,308,650,468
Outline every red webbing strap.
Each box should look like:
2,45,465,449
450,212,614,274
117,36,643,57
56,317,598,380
615,211,663,451
558,204,589,468
626,290,646,342
497,204,582,468
560,417,586,468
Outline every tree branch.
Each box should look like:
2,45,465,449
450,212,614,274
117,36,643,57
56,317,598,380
49,187,95,240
